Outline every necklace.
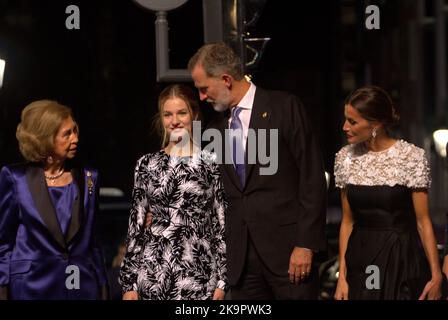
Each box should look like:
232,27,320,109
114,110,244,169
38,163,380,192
44,169,65,184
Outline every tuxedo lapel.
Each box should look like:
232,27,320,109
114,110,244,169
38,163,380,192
66,168,84,244
26,165,66,250
245,88,272,185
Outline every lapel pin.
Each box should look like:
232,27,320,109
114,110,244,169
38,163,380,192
87,170,94,195
262,112,267,118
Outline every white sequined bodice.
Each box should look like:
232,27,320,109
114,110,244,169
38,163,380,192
334,139,431,189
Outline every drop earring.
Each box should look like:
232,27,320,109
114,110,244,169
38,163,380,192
372,127,377,139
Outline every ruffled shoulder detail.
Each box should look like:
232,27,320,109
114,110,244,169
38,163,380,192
333,140,431,188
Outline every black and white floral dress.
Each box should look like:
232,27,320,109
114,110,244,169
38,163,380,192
119,150,228,300
334,139,432,299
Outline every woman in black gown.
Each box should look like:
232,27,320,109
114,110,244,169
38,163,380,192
334,86,442,300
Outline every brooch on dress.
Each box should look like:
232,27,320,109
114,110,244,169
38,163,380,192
86,171,94,195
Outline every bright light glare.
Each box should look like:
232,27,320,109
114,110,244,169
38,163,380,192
0,58,5,89
325,171,330,189
433,129,448,158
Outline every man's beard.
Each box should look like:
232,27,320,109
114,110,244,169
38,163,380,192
209,90,232,112
212,102,228,112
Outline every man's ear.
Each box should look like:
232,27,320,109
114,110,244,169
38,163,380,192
221,74,233,89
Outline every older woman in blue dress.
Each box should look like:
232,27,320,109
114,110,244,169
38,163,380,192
0,100,108,299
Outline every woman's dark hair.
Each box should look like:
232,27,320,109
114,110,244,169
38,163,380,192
345,85,400,129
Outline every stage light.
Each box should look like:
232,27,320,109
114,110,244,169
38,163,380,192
0,58,5,89
325,171,330,189
433,129,448,158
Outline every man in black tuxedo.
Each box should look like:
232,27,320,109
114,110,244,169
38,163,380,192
188,42,327,299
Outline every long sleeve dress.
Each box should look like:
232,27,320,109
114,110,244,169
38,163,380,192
334,139,432,299
0,165,108,300
119,150,227,300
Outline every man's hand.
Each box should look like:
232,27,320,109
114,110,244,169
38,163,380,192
288,247,313,284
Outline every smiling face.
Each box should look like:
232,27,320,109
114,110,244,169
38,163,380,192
343,104,377,144
161,97,194,143
191,64,233,112
52,116,78,161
